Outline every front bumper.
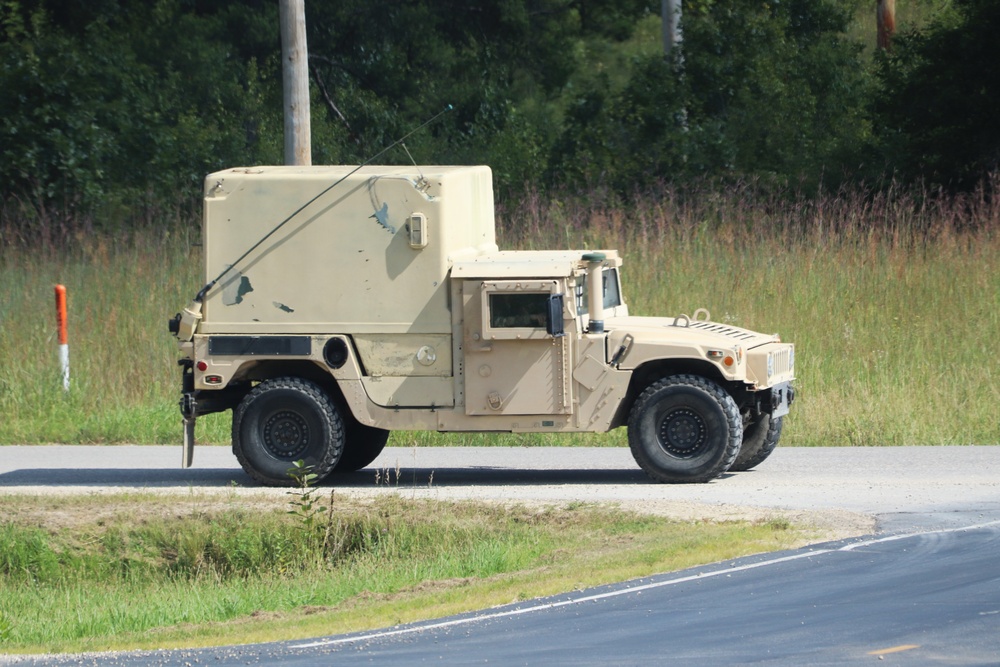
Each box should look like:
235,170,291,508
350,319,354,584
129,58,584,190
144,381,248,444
769,381,795,419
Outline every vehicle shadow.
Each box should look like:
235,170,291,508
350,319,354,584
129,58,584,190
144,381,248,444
331,466,652,487
0,466,655,488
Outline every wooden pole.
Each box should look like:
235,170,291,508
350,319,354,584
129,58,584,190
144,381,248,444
877,0,896,51
279,0,311,165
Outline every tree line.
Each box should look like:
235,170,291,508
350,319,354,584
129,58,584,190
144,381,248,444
1,0,998,223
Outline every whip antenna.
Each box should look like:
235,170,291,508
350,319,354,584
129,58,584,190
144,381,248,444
194,104,454,302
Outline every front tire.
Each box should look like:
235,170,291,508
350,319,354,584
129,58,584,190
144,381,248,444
232,377,344,486
730,413,783,472
627,375,742,483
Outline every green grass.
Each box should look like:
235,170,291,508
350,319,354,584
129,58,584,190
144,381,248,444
0,493,812,653
1,180,998,446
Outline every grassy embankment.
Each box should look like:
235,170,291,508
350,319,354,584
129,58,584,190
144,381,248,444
0,493,809,653
1,182,997,447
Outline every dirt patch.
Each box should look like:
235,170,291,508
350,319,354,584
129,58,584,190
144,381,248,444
0,488,874,544
611,499,875,543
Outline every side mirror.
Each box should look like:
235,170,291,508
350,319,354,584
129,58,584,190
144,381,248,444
546,294,565,337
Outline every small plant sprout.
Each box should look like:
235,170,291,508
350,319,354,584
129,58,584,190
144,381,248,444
286,460,325,538
286,460,343,561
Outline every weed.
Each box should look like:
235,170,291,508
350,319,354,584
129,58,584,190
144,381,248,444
761,518,793,531
285,460,325,535
374,461,401,487
0,610,12,643
285,460,338,562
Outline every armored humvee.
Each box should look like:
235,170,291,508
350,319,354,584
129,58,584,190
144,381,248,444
169,165,794,486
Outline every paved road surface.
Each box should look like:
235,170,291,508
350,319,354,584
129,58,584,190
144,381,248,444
1,445,998,532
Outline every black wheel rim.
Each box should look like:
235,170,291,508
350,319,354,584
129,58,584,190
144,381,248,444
657,407,707,458
262,410,311,459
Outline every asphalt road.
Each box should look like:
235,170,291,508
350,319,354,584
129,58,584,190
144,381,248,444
2,445,999,666
277,523,1000,666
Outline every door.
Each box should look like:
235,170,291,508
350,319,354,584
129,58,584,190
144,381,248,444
462,280,572,416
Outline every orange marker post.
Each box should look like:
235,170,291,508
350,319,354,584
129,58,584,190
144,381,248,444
55,285,69,391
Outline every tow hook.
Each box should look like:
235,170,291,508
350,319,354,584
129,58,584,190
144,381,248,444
180,391,197,420
179,359,195,418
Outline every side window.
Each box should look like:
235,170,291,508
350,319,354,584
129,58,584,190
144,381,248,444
478,280,561,340
602,269,621,309
490,293,549,328
576,268,622,315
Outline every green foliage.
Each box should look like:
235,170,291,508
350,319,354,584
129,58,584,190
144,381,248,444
551,0,873,191
874,0,1000,188
0,0,654,217
0,0,283,216
0,609,12,644
285,459,328,551
0,0,995,230
304,0,653,191
0,523,64,581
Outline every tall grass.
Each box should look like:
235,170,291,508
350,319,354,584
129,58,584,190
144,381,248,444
1,179,998,446
498,178,1000,447
0,216,229,443
0,495,553,649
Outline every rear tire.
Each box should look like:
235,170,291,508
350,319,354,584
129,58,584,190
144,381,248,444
232,377,344,486
730,413,783,472
627,375,741,483
333,419,390,472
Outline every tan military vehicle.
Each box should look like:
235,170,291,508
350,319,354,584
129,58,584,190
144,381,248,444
169,165,794,486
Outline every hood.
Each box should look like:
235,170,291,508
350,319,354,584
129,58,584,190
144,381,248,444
605,315,780,350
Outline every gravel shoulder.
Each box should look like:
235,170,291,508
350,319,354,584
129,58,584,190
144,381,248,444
2,444,998,539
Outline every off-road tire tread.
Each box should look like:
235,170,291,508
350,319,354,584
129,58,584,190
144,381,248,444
628,374,742,483
731,414,783,472
232,377,344,487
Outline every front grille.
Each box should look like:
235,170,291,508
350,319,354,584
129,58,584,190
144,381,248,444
769,347,793,377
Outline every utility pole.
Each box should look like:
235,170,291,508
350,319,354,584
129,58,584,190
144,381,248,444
662,0,682,58
662,0,688,135
877,0,896,51
279,0,311,165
